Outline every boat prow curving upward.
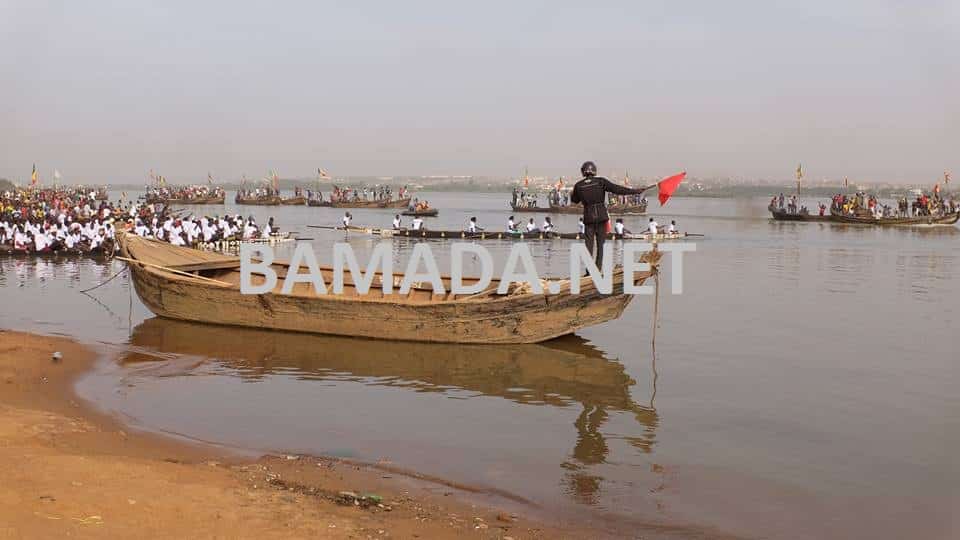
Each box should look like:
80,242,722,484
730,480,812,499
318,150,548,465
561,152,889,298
116,233,661,344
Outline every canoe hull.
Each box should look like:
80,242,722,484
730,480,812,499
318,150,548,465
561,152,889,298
829,211,959,226
313,197,413,209
235,196,282,205
401,209,439,217
119,234,657,344
511,202,647,215
769,206,832,222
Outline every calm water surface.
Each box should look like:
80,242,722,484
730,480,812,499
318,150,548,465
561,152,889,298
1,192,956,539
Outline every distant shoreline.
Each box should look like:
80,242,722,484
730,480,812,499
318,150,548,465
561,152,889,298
4,177,954,199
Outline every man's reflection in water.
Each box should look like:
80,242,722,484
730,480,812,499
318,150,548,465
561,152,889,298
560,357,659,505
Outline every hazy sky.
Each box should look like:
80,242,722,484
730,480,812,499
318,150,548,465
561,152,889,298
1,1,957,184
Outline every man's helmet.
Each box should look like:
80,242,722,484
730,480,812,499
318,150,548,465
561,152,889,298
581,161,597,177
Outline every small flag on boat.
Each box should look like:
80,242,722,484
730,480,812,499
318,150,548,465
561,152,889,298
556,177,564,190
796,163,803,180
318,168,330,179
31,164,38,185
523,167,530,188
844,176,849,188
657,171,686,206
208,172,214,184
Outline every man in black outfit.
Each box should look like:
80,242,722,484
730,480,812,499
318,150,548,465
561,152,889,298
571,161,650,270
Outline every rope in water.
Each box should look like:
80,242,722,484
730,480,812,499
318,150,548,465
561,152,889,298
652,268,661,346
79,265,128,294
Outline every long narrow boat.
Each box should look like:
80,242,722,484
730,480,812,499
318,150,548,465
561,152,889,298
829,211,959,226
400,208,439,217
769,205,833,222
339,226,694,242
196,232,296,253
313,197,413,209
0,241,116,259
147,195,226,205
510,201,647,215
235,194,282,206
117,233,661,344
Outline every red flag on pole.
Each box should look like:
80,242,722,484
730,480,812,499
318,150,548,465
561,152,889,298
657,171,686,206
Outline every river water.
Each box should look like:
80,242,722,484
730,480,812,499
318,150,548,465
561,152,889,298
1,192,956,539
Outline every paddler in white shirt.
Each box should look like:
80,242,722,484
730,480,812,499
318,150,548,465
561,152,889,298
342,212,352,228
648,218,659,235
668,220,677,234
411,217,424,231
393,214,402,230
467,217,482,233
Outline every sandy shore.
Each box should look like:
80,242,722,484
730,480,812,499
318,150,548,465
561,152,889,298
0,329,606,539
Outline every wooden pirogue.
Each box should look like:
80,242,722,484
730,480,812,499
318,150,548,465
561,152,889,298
339,225,693,242
117,233,661,344
400,208,439,217
311,197,412,209
768,205,833,222
511,201,648,215
235,194,282,205
829,210,959,226
146,195,226,205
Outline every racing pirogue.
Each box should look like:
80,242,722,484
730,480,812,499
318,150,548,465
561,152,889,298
117,233,661,344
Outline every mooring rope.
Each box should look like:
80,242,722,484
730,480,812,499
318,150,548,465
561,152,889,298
652,268,661,346
79,264,128,294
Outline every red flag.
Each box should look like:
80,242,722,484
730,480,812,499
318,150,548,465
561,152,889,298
657,171,686,206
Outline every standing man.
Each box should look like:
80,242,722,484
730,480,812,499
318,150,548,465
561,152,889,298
571,161,649,269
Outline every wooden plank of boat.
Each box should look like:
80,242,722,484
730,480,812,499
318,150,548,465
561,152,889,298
280,196,307,205
829,211,959,226
116,232,661,344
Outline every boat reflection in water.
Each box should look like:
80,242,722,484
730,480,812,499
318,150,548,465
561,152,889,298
121,317,659,506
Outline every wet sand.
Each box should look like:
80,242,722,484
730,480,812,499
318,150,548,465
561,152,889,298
0,329,614,539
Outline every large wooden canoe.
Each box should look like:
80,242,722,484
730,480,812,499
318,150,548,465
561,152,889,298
829,211,959,226
400,208,439,217
117,233,661,344
235,194,282,206
312,197,413,209
147,195,226,205
511,201,647,215
769,205,833,222
340,226,692,242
